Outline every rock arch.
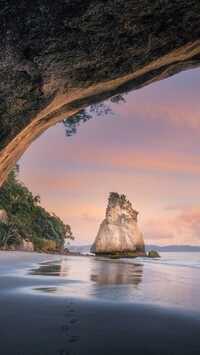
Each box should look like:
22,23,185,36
0,0,200,186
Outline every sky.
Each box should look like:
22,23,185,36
19,68,200,246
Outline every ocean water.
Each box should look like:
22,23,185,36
134,252,200,269
27,253,200,312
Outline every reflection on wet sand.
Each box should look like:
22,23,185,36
29,258,143,285
91,260,143,285
24,256,200,309
34,287,58,293
29,259,70,277
29,257,144,300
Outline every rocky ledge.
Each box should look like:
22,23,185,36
148,250,161,258
90,192,146,257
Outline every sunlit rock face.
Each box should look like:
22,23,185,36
0,0,200,186
91,193,146,256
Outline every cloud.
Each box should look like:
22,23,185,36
163,204,185,211
56,204,104,223
142,218,175,241
54,140,200,175
82,210,99,223
20,174,87,196
170,204,200,240
115,76,200,129
99,152,200,174
143,204,200,245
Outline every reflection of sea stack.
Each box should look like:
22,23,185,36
90,192,146,257
91,261,143,285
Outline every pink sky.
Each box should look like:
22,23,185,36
19,68,200,246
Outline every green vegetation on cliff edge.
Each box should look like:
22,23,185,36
0,165,73,251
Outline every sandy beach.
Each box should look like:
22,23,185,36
0,251,200,355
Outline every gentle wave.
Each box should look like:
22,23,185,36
121,253,200,269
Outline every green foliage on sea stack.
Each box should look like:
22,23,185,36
109,192,127,202
0,165,73,251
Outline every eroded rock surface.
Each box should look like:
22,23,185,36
90,193,146,256
148,250,161,258
0,0,200,185
0,209,8,224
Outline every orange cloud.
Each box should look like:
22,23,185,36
48,204,104,221
82,210,100,223
20,175,87,199
142,218,175,241
99,151,200,174
143,204,200,245
169,204,200,241
43,139,200,176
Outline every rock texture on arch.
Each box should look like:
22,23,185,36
0,0,200,185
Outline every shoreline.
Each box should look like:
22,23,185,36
0,251,200,354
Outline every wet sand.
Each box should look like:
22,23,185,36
0,251,200,355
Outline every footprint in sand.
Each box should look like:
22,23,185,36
65,309,75,317
61,325,69,331
65,301,74,309
70,335,79,342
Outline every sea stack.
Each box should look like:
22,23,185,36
90,192,146,257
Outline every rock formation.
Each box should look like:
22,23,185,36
90,193,146,257
0,209,8,224
148,250,160,258
0,1,200,185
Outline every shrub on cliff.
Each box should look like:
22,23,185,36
0,165,73,250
